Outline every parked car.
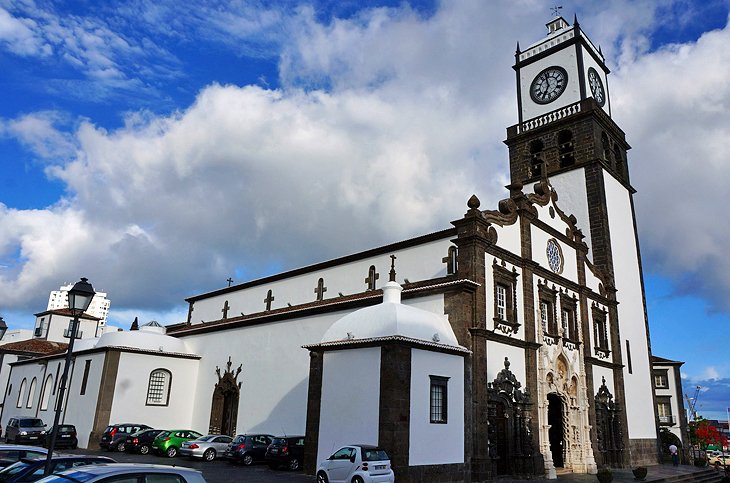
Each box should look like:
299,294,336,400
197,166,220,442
122,429,163,455
0,455,115,482
180,434,233,461
0,446,50,469
99,423,151,452
4,419,47,445
151,430,203,458
34,463,206,483
225,434,274,466
708,452,730,469
44,425,77,449
265,435,305,471
316,444,394,483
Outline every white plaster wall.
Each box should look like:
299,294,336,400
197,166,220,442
192,238,453,323
486,341,526,386
548,170,591,257
42,314,98,343
108,353,200,431
0,354,20,412
183,310,344,437
409,349,464,465
604,174,656,438
581,51,610,115
592,366,615,396
1,361,48,427
61,353,106,448
484,255,525,341
317,348,381,464
520,46,580,121
493,222,521,256
654,364,684,443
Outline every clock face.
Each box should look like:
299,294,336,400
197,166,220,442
530,66,568,104
588,67,605,107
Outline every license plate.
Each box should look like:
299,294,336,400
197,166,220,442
29,436,38,440
61,435,70,438
375,465,387,470
271,449,278,454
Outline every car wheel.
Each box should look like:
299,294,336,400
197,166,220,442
139,444,150,455
242,453,254,466
288,458,300,471
352,477,364,483
203,448,216,461
116,442,126,452
166,446,178,458
316,471,329,483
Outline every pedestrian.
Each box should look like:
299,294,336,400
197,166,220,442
669,443,679,466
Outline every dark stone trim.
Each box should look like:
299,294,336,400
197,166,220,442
469,328,541,351
10,347,201,365
186,229,456,303
379,345,411,482
303,351,323,475
586,357,623,370
305,336,469,357
401,463,467,483
575,29,587,100
88,350,120,448
513,33,610,74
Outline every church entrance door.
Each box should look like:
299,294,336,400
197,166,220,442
547,393,564,468
209,358,242,436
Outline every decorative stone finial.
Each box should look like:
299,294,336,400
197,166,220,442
130,317,139,331
389,254,397,282
467,194,481,210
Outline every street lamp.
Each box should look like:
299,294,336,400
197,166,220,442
0,316,7,341
44,277,95,476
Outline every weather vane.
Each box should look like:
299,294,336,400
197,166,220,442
551,5,562,17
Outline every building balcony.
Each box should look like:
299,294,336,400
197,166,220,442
659,415,676,426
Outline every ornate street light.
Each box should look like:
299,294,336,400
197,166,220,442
44,278,95,475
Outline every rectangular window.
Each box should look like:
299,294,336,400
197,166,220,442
429,376,449,424
653,370,669,388
80,360,92,395
657,396,674,425
540,301,550,333
496,284,507,320
625,340,633,374
593,308,609,351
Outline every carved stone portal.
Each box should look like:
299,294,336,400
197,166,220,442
209,357,242,436
487,357,537,477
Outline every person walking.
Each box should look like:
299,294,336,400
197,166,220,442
669,443,679,466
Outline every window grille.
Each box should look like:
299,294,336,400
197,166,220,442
429,376,449,424
146,369,172,406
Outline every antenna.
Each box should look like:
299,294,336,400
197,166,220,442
550,5,563,17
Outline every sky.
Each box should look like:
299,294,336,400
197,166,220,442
0,0,729,421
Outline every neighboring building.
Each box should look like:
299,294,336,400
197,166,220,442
652,356,689,446
48,283,111,326
0,16,661,481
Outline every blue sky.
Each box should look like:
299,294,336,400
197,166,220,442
1,0,729,420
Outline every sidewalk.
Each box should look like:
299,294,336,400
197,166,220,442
496,463,723,482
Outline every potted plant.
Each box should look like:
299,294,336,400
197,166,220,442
596,467,613,483
632,466,648,480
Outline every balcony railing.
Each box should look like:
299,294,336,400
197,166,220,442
659,415,676,425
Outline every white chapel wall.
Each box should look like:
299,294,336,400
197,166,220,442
548,169,591,256
592,365,615,396
520,46,580,121
530,225,579,284
486,342,526,386
108,353,199,431
191,237,453,323
62,352,107,448
0,354,20,411
318,347,381,464
409,349,464,466
603,173,656,438
1,362,47,428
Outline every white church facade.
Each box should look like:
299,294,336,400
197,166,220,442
0,16,661,481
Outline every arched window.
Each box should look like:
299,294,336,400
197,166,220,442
529,140,544,177
40,375,54,411
146,369,172,406
26,377,37,408
601,132,610,161
558,130,574,168
17,379,27,408
444,246,458,275
613,144,624,175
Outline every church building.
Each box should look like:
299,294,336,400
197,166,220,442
0,16,660,481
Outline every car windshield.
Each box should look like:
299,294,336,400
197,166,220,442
35,470,97,482
19,419,44,428
362,448,390,462
156,431,170,439
197,435,215,442
271,438,287,445
55,426,74,433
0,461,32,479
232,436,245,444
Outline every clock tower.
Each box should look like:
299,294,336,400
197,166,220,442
505,16,659,468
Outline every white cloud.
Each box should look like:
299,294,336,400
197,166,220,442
0,1,729,329
0,111,77,160
0,6,51,56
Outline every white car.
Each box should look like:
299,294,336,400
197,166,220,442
34,463,206,483
317,444,394,483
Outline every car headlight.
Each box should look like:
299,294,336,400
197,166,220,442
40,431,46,435
20,431,27,435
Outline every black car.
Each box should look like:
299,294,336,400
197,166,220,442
4,419,46,445
44,425,77,449
0,446,49,469
0,455,115,482
225,434,274,465
265,436,304,471
123,429,163,455
99,424,151,452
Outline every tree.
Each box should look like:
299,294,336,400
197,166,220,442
690,418,729,450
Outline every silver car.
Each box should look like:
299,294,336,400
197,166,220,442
180,434,233,461
35,463,206,483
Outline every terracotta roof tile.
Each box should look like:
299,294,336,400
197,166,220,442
0,339,68,355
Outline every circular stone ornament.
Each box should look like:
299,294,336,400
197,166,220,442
546,238,564,273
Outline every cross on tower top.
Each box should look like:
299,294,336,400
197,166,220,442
226,277,234,287
221,300,230,319
389,255,397,282
264,290,275,311
314,278,327,301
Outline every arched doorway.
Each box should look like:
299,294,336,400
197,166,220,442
209,357,242,436
547,393,565,468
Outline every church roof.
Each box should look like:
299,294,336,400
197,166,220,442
0,339,68,355
319,279,464,349
33,308,101,320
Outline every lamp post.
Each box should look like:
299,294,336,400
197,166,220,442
0,316,7,341
44,277,95,476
